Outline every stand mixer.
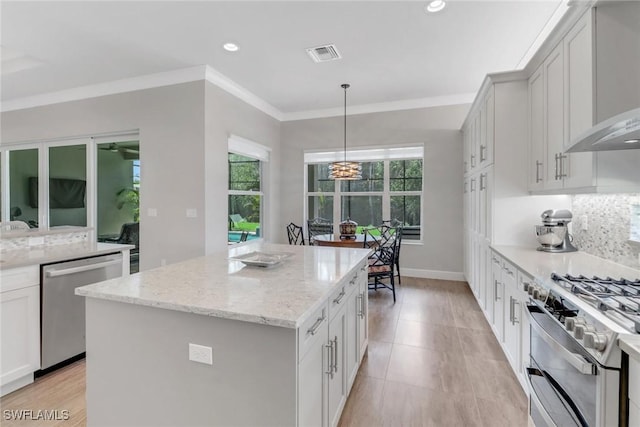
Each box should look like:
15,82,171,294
535,209,578,253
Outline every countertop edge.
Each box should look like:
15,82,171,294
1,242,135,270
75,287,298,329
619,336,640,362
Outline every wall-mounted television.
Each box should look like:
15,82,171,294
28,177,86,209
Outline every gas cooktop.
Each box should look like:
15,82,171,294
551,273,640,334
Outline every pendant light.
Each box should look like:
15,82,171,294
329,84,362,180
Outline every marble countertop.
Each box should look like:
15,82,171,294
76,242,371,329
0,242,135,269
0,225,91,239
619,335,640,362
490,245,640,282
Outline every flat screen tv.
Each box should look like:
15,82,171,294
28,177,86,209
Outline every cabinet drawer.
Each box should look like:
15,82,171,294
0,266,39,293
630,356,640,402
298,302,328,362
329,282,351,321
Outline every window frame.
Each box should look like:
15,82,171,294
227,135,270,242
304,147,424,243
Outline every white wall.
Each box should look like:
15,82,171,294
204,82,281,255
280,104,470,277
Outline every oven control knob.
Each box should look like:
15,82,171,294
574,324,595,340
583,332,608,352
528,284,537,296
565,317,586,332
523,282,530,292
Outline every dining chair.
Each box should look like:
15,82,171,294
307,217,333,244
365,225,398,302
381,220,404,284
286,223,305,245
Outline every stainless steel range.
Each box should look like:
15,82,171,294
525,272,640,427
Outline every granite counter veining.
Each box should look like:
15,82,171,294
0,242,135,269
76,242,371,329
490,245,640,282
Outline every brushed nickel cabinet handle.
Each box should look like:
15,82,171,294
470,154,476,168
494,280,500,301
558,154,567,178
535,160,542,183
480,173,486,191
554,153,559,180
513,300,520,324
333,289,346,305
480,145,487,162
307,314,326,336
326,341,334,378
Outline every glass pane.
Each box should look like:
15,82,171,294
229,153,260,191
340,161,384,192
308,195,333,222
390,159,423,191
391,195,421,240
341,195,382,229
9,149,39,228
307,164,334,192
228,195,261,242
49,145,87,227
97,141,140,236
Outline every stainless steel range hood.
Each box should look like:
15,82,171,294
565,108,640,152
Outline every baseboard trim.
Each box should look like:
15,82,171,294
402,268,465,282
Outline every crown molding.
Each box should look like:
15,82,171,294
281,92,476,122
1,65,208,113
203,66,282,121
2,64,476,122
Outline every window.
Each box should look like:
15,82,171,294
228,135,270,243
305,147,423,240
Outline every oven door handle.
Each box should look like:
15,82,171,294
527,305,596,375
525,368,558,427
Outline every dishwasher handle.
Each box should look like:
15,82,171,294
46,259,122,278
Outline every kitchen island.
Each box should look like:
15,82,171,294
76,242,370,427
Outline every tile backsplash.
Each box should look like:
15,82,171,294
571,194,640,270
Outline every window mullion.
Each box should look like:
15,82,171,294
382,160,390,221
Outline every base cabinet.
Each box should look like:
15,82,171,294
297,262,368,427
1,266,40,397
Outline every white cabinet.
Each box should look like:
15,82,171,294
327,303,346,427
1,266,40,397
501,261,519,369
528,65,545,191
528,38,594,193
297,262,367,427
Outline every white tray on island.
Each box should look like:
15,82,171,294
229,251,293,268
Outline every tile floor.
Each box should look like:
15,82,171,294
0,277,527,427
338,277,528,427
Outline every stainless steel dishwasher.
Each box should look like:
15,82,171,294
41,253,123,370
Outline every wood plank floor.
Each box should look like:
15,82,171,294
1,277,527,427
339,277,528,427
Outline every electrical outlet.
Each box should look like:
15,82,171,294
186,208,197,218
189,343,213,365
147,208,158,217
160,259,167,266
580,215,588,231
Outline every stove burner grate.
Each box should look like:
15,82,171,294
551,273,640,333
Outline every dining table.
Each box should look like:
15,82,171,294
313,233,376,248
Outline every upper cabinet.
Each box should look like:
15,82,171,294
463,86,495,176
527,4,640,194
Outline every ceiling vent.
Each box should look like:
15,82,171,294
306,44,342,63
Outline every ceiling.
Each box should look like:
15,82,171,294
1,1,563,117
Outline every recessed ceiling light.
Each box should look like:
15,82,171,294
425,0,446,13
624,139,640,144
223,43,239,52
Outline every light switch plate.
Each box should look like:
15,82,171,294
147,208,158,217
